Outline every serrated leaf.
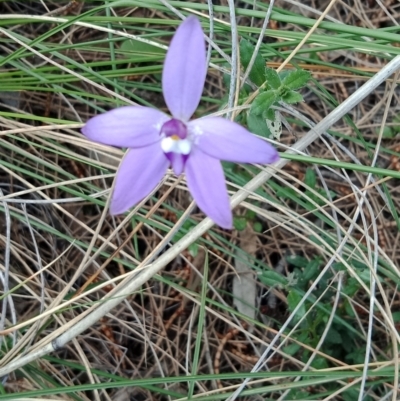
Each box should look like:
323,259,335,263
250,91,277,116
282,90,304,104
278,70,291,81
265,67,281,89
247,113,272,138
240,39,266,86
282,69,310,90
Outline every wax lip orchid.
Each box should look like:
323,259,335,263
82,16,279,229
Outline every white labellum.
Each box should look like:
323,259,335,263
161,137,192,155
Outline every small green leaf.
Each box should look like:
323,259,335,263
325,327,342,344
377,126,395,138
311,357,329,369
278,70,291,81
234,216,247,231
188,242,198,257
311,356,329,370
264,108,276,121
253,222,262,233
332,262,346,272
358,269,371,284
304,168,316,189
344,299,356,316
283,342,301,356
265,67,281,89
247,113,272,138
282,90,304,104
259,270,288,287
316,189,336,201
346,351,366,365
282,69,310,90
245,209,256,220
302,259,320,282
287,255,308,268
251,91,277,116
240,39,266,86
393,311,400,322
287,290,306,322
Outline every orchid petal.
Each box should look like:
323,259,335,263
162,16,206,121
167,153,186,175
185,148,232,229
110,143,169,214
190,117,280,164
82,106,169,148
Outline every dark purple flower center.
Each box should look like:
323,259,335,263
159,119,191,176
160,118,187,140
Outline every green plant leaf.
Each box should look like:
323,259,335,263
377,126,395,138
282,90,304,104
264,108,276,121
304,168,316,189
234,216,247,231
247,113,272,138
240,39,266,86
253,222,262,233
250,91,277,116
259,270,288,287
283,342,302,356
265,67,281,89
278,70,292,81
302,259,321,282
311,357,329,369
287,290,306,323
325,327,342,344
282,69,311,90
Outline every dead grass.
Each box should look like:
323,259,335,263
0,1,399,400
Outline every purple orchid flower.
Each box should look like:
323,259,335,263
82,16,279,229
